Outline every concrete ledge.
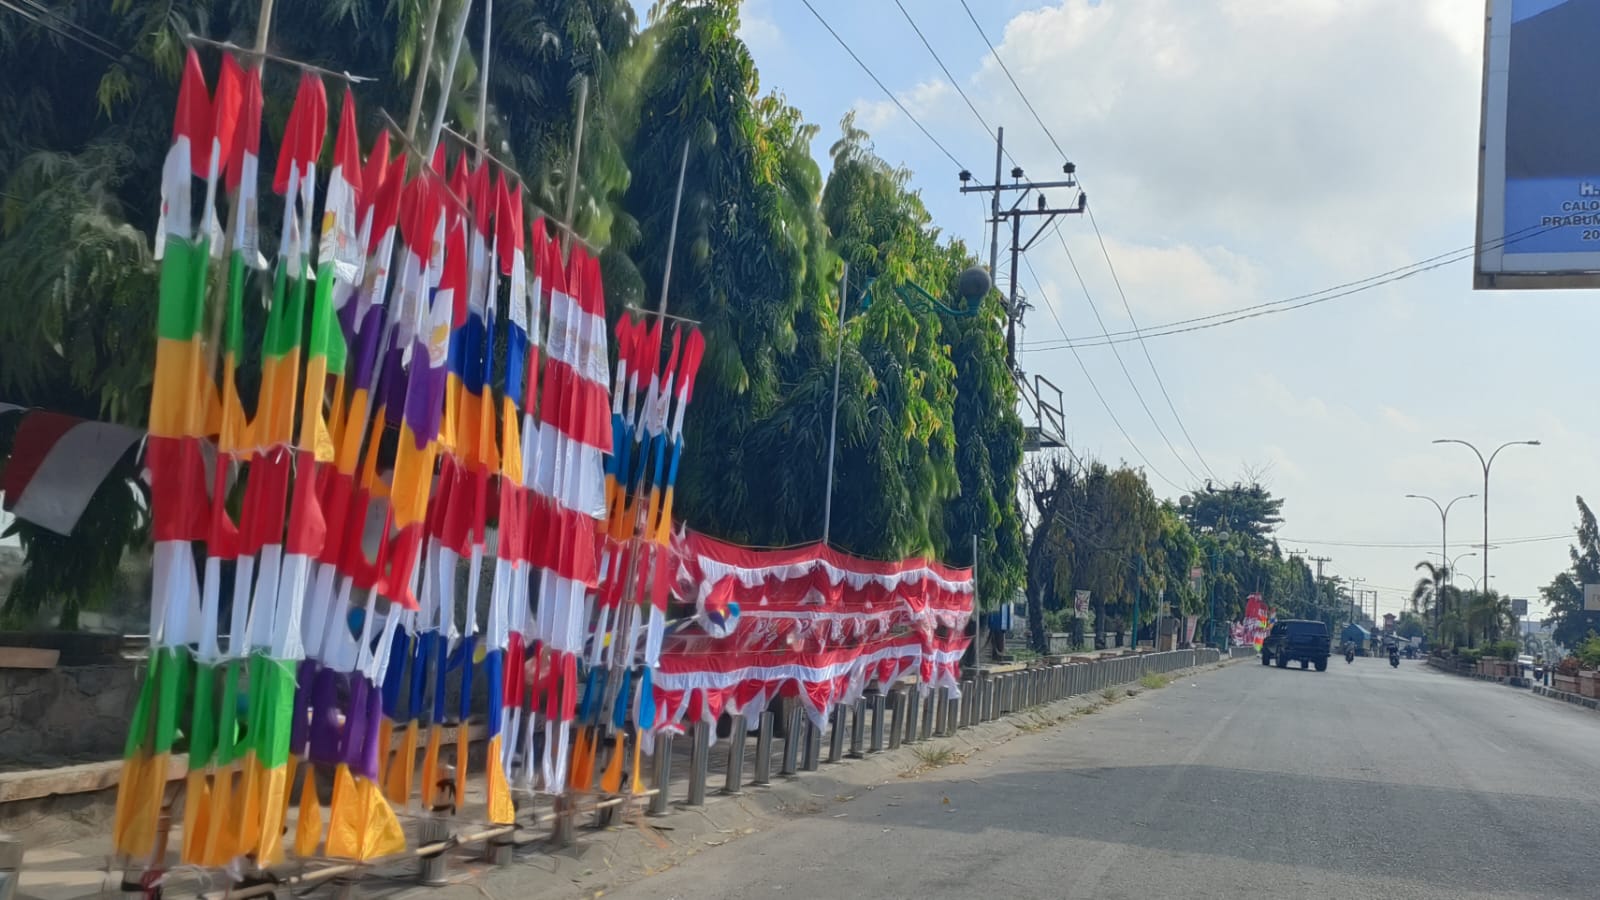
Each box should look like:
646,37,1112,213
0,721,488,807
0,757,180,805
1532,685,1600,710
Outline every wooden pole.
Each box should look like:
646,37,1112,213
405,0,447,141
559,77,590,259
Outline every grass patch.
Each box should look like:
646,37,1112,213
1140,673,1171,690
912,744,957,767
1100,688,1118,701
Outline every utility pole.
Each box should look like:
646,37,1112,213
1308,555,1331,618
959,129,1086,370
1349,577,1367,626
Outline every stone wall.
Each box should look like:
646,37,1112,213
0,662,137,769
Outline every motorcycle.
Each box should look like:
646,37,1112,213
1388,647,1400,668
1343,642,1355,664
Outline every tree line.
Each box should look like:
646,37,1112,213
1020,456,1344,652
0,0,1027,625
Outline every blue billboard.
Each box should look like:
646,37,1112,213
1476,0,1600,287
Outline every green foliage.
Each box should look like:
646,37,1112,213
2,0,1031,630
1023,459,1319,651
1541,497,1600,650
1490,640,1520,661
1576,633,1600,670
1176,481,1283,551
1395,611,1426,640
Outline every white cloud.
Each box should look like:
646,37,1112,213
736,0,781,55
851,79,952,132
1381,406,1422,435
973,0,1484,269
1076,235,1266,320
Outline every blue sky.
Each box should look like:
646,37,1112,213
625,0,1600,619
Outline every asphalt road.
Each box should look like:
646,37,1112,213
607,657,1600,900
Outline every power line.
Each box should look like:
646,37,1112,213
1021,223,1558,351
1022,254,1183,492
1084,203,1219,481
0,0,126,64
955,0,1069,162
1027,222,1553,346
1053,228,1202,485
1280,533,1571,550
892,0,1015,169
799,0,967,171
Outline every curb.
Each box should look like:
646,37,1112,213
1531,684,1600,711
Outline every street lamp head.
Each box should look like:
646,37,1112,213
1526,440,1542,446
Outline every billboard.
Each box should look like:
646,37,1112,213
1475,0,1600,288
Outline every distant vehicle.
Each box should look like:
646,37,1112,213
1262,619,1332,672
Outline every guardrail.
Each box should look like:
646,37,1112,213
179,647,1227,896
650,647,1226,813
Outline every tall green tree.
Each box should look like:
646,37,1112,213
1539,496,1600,651
611,0,833,548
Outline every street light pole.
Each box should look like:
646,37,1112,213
1405,492,1477,633
1433,438,1540,609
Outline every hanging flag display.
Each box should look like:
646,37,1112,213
101,38,979,889
653,530,975,734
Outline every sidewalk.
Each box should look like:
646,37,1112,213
13,648,1234,899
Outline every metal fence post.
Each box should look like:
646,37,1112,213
888,690,906,750
848,698,867,758
752,711,775,785
903,687,920,744
870,691,887,751
933,687,949,736
828,705,848,762
921,691,936,740
648,731,675,815
686,721,711,806
802,717,822,771
780,707,802,776
722,716,747,795
417,817,451,885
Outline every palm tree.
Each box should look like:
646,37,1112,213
1411,561,1460,645
1465,590,1513,647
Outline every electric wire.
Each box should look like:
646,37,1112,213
1022,254,1183,492
892,0,1017,169
1053,228,1203,485
955,0,1069,162
799,0,967,171
1084,203,1219,481
1022,223,1560,350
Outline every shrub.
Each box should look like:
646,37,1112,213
1458,648,1482,665
1557,655,1582,676
1491,640,1520,661
1578,633,1600,670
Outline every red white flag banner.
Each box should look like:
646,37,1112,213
653,530,974,734
0,410,144,536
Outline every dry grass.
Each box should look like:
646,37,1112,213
1140,673,1171,690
